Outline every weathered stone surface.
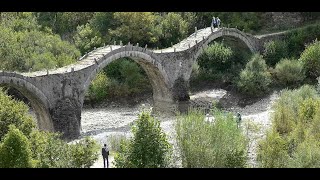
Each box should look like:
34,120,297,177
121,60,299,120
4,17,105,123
0,27,287,140
50,98,81,140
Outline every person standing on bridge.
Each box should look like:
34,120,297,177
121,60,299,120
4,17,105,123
216,17,221,28
211,16,217,30
102,144,109,168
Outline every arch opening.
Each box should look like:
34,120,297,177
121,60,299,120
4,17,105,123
80,50,174,136
0,78,54,132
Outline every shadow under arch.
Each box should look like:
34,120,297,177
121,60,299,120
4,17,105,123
0,75,54,131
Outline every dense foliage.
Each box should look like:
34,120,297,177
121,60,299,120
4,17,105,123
0,89,99,168
237,54,271,96
176,108,248,167
114,111,172,168
257,85,320,167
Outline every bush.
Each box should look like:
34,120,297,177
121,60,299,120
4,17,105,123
256,130,289,168
237,54,272,96
198,42,234,74
263,40,288,67
286,23,320,58
108,134,127,152
114,111,172,168
69,137,100,168
271,85,317,135
287,138,320,168
299,40,320,79
0,125,34,168
87,71,109,102
257,85,320,167
29,130,99,168
73,23,103,55
159,12,189,48
273,58,305,87
0,88,35,141
176,108,248,168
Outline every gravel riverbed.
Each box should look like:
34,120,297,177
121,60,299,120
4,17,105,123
77,89,280,168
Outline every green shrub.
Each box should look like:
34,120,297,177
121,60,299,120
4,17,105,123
286,23,320,58
0,88,35,141
69,137,99,168
263,40,288,67
114,111,172,168
0,125,34,168
29,131,71,168
257,130,289,168
287,138,320,168
273,58,305,87
108,134,127,152
299,40,320,79
88,71,109,102
257,85,320,168
176,108,248,168
237,54,271,96
159,12,188,48
73,23,103,55
29,130,99,168
271,85,317,135
198,42,234,74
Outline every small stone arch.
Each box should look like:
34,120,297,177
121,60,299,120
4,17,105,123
0,74,54,131
194,28,259,61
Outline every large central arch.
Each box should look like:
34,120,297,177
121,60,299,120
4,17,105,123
82,48,173,112
0,74,54,131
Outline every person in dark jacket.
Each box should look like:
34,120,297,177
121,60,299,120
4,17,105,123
102,144,109,168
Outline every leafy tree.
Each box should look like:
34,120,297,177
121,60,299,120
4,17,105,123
109,12,160,47
159,13,188,47
299,40,320,80
69,137,100,168
114,111,172,168
89,12,115,37
88,71,109,102
0,26,80,72
0,88,35,141
237,54,271,96
273,58,305,87
74,23,103,55
263,40,288,67
0,125,34,168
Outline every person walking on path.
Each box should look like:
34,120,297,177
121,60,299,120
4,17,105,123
102,144,109,168
236,112,242,129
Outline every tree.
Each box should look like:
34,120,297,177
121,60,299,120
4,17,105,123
0,88,35,141
237,54,271,96
74,23,103,55
109,12,160,47
70,137,99,168
299,40,320,80
0,125,34,168
159,13,189,47
0,14,80,72
114,111,172,168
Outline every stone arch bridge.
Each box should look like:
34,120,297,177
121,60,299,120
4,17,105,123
0,27,286,140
